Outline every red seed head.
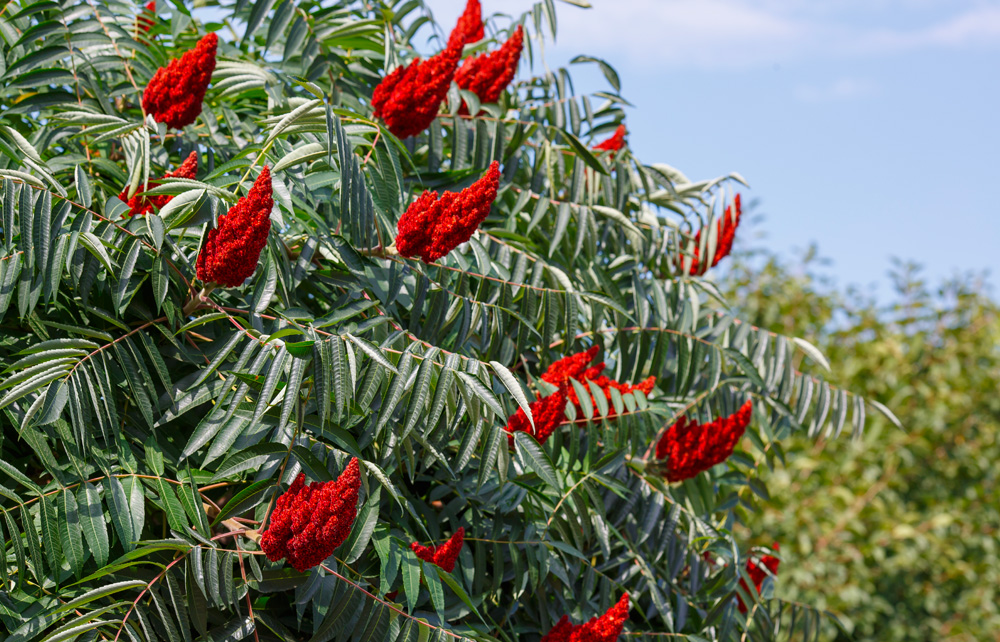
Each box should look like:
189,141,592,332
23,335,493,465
593,124,627,155
504,389,568,447
541,594,630,642
538,347,654,419
196,166,273,287
455,26,524,113
737,546,780,613
137,0,156,32
372,39,463,139
541,346,600,388
395,161,500,262
410,527,465,573
682,194,742,275
260,458,362,572
118,151,199,217
656,400,753,482
448,0,485,49
142,32,218,129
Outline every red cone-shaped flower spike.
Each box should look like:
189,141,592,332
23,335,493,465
455,26,524,113
655,400,753,482
372,39,463,140
411,527,464,572
541,594,630,642
682,194,742,275
737,544,780,613
142,32,217,129
260,459,362,572
118,151,198,217
137,0,156,32
593,125,627,155
396,161,500,262
448,0,484,49
196,166,273,287
504,389,567,446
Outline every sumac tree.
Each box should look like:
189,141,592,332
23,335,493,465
0,1,898,641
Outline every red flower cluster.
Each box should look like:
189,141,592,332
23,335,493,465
411,527,465,573
447,0,485,49
737,544,780,613
372,38,463,140
196,166,273,287
118,151,198,217
542,346,655,418
593,125,627,155
655,400,753,482
260,458,362,572
142,32,218,129
541,593,630,642
455,26,524,113
395,161,499,262
681,194,742,275
137,0,155,32
504,390,568,446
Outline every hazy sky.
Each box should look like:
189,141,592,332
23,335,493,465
421,0,1000,295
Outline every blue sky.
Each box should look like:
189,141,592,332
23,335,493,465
423,0,1000,296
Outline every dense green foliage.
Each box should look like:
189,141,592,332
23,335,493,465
724,246,1000,642
0,1,898,641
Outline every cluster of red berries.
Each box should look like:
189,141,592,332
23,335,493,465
260,459,362,572
541,593,630,642
738,545,781,613
142,32,217,129
455,26,524,114
504,346,655,445
118,151,198,217
681,194,742,275
395,161,500,262
196,166,273,288
593,124,627,156
655,400,752,482
410,527,465,573
373,0,522,138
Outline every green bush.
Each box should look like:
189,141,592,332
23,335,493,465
724,248,1000,642
0,1,896,640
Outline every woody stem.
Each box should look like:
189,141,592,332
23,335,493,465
182,284,217,316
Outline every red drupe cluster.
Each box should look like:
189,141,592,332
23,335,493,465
655,400,753,482
541,593,630,642
118,151,198,217
504,389,568,446
410,527,465,573
455,26,524,113
737,544,781,613
196,166,273,288
593,125,627,155
372,39,463,140
260,458,362,572
447,0,485,49
142,32,218,129
395,161,500,262
681,194,742,275
137,0,155,32
542,346,655,418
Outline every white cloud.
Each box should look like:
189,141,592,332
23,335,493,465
425,0,1000,69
